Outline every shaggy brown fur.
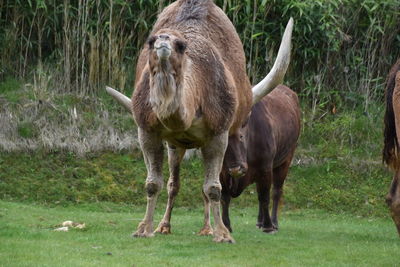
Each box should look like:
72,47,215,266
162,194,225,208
383,58,400,237
130,0,254,243
218,85,301,233
132,0,252,139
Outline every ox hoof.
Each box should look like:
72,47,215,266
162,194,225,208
262,227,277,234
132,222,154,238
256,222,262,229
198,226,213,236
154,222,171,235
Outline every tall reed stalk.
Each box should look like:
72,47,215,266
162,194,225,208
0,0,398,111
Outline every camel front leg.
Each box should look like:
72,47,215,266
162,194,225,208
155,145,186,234
133,128,164,238
201,131,235,243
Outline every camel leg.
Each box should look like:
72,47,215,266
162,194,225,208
155,145,186,234
201,131,235,243
133,128,164,238
198,189,213,236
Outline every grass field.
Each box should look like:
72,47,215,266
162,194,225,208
0,200,398,267
1,78,399,266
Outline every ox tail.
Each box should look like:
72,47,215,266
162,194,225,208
383,60,400,170
105,86,132,113
252,18,294,105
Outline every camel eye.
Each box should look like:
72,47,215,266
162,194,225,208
239,135,244,141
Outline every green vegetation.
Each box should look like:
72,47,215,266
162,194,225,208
0,103,393,218
1,0,399,110
0,79,393,217
0,2,399,265
0,201,398,266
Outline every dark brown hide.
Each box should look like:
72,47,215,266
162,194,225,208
383,59,400,169
383,59,400,236
220,85,301,233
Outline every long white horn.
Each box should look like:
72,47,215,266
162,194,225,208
106,86,132,112
252,18,294,105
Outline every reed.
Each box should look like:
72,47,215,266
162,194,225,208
0,0,398,108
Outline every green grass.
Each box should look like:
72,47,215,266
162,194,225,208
0,77,25,104
0,200,398,267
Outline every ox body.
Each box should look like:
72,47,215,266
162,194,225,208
202,85,301,234
383,58,400,236
106,0,293,243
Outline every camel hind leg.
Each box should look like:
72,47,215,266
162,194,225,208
198,189,213,236
155,145,186,234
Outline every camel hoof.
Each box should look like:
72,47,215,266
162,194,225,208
132,222,154,238
213,227,235,243
213,235,235,243
132,231,155,238
198,227,213,236
154,223,171,235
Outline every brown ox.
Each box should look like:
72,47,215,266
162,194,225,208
200,85,300,234
383,58,400,237
106,0,293,243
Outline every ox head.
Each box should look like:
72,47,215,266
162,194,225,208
223,18,294,180
224,115,250,179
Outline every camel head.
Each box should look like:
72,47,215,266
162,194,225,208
147,31,187,78
146,31,188,118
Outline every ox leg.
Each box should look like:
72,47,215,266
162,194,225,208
256,170,275,234
201,131,235,243
271,160,291,231
155,145,186,234
390,73,400,237
221,191,232,232
198,189,214,236
256,201,264,229
387,169,400,236
133,128,164,238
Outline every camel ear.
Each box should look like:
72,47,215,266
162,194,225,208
174,39,187,54
147,35,157,49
